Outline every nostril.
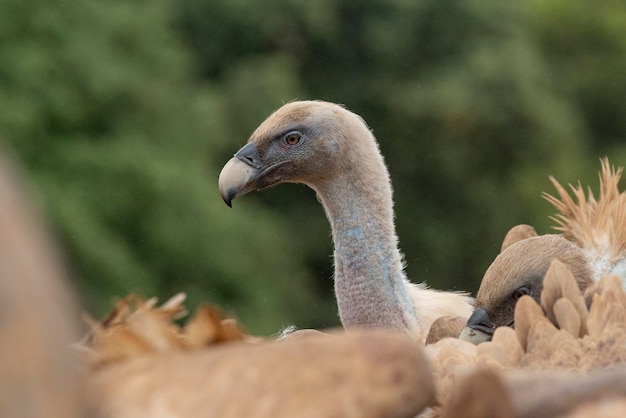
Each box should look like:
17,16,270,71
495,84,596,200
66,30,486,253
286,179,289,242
234,143,261,169
466,307,495,335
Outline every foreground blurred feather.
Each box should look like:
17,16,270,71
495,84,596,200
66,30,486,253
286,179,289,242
80,293,436,418
87,327,433,418
81,293,254,368
0,149,83,417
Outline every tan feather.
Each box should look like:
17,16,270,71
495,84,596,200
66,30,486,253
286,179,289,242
567,398,626,418
83,294,255,368
476,328,523,369
543,158,626,279
522,318,560,370
508,368,626,418
492,326,523,365
425,338,479,411
442,369,515,418
586,289,626,340
500,224,538,252
89,329,434,418
540,259,588,335
514,295,544,351
547,329,583,369
583,274,625,308
183,305,247,348
553,298,582,338
425,316,466,345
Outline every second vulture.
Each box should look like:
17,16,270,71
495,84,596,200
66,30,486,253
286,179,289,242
218,100,473,343
461,158,626,343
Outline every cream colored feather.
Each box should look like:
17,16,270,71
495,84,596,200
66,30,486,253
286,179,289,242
544,158,626,284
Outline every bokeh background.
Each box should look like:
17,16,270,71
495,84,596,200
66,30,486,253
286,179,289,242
2,0,625,335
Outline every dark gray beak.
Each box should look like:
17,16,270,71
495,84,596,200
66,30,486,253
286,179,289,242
458,307,495,344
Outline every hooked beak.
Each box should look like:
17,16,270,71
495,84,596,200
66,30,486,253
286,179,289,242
219,142,292,206
218,143,263,207
458,307,495,345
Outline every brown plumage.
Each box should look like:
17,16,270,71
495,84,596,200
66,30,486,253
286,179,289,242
461,158,625,343
443,367,626,418
88,328,435,418
81,294,254,368
425,316,466,345
500,224,538,252
82,292,436,418
427,259,626,418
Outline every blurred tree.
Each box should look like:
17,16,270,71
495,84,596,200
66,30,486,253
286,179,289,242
526,0,626,152
0,0,333,334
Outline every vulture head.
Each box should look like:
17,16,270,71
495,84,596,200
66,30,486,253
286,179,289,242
218,100,374,206
460,234,593,344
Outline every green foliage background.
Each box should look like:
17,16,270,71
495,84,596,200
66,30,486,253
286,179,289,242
1,0,625,334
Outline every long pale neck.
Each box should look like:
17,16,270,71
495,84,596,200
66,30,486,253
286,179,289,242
313,151,419,333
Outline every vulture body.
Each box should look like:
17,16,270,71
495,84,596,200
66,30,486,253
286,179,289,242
461,158,626,343
218,100,473,342
427,259,626,418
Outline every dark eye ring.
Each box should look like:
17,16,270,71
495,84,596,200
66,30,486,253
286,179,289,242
284,131,301,146
512,287,529,301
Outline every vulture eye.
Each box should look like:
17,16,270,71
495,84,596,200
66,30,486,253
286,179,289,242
511,286,529,301
284,131,302,146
